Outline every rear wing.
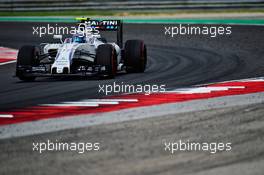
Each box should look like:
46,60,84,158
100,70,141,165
76,17,123,48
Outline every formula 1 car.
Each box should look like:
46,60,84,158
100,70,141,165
16,18,147,81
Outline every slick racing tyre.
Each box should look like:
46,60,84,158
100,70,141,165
96,44,117,78
16,45,40,81
124,40,147,73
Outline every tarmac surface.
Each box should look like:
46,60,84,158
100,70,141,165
0,22,264,110
0,98,263,175
0,22,263,174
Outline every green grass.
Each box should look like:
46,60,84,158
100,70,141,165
0,9,263,17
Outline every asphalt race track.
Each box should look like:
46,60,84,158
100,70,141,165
0,22,264,110
0,22,264,175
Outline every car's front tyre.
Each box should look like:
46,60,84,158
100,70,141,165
96,44,117,78
16,45,39,81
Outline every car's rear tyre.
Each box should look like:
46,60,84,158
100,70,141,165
124,40,147,73
16,45,40,81
96,44,117,78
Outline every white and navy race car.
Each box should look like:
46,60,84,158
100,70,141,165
16,18,147,81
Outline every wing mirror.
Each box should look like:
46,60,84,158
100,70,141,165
53,35,63,43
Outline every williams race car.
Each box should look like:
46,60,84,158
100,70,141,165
16,18,147,81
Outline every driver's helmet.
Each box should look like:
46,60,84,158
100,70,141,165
72,34,86,43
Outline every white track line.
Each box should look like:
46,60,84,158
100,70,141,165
39,99,138,107
0,60,16,66
63,101,119,105
0,114,13,118
40,103,99,107
167,86,245,94
79,99,138,102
